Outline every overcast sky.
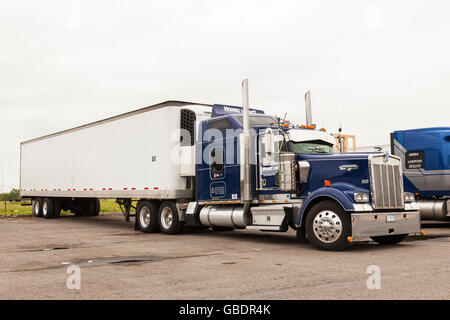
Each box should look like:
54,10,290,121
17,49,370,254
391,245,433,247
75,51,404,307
1,0,449,191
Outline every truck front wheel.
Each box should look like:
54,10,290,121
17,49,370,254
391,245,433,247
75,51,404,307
158,201,183,235
305,200,351,251
371,234,408,245
136,201,159,233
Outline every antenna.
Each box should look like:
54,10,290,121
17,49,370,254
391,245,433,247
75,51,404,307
338,124,344,153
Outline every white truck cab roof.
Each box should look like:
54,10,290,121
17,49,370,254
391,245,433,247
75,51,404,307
286,128,335,146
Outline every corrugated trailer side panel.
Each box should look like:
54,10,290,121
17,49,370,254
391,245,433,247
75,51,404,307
20,106,193,199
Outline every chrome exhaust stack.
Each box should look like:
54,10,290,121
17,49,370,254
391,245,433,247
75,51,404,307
305,90,312,126
241,79,253,211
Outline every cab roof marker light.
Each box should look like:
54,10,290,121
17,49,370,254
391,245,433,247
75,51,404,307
300,125,316,130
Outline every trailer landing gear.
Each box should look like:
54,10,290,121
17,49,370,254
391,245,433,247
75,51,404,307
116,199,136,223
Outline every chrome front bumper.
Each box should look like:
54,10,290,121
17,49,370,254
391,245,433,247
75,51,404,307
351,211,421,238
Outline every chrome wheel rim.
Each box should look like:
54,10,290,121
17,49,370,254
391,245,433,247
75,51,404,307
42,202,48,216
312,210,342,243
160,207,173,230
139,207,151,228
34,202,40,215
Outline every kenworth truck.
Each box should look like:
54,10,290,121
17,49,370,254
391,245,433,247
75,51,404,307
20,80,421,250
391,127,450,220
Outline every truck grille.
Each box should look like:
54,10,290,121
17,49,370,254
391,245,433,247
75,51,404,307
370,155,404,210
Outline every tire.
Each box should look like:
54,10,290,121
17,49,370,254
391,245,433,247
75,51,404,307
158,201,183,235
305,200,351,251
136,201,159,233
42,198,55,219
32,198,43,218
73,199,85,217
54,198,61,218
93,199,100,216
84,199,96,217
74,199,94,217
371,234,408,245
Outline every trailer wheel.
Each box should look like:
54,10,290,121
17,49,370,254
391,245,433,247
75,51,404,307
136,201,159,233
85,199,96,217
305,200,351,251
93,199,100,216
158,201,183,235
73,199,96,217
370,234,408,245
54,199,62,218
42,198,55,219
32,198,43,218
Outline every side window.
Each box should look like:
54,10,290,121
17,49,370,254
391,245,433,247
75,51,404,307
209,119,231,131
210,147,224,179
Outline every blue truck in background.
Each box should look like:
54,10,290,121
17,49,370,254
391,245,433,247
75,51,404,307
391,127,450,220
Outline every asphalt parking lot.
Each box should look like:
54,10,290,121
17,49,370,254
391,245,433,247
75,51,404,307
1,213,450,300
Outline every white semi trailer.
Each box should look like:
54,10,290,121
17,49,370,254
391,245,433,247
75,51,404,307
20,101,211,226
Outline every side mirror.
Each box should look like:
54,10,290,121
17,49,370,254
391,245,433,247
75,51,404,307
264,128,275,156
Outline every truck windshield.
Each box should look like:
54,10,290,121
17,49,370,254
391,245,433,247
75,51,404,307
287,140,334,154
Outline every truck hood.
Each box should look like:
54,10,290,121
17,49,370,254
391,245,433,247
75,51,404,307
296,152,381,196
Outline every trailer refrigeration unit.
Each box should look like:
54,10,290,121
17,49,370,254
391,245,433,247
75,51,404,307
391,127,450,220
20,81,422,250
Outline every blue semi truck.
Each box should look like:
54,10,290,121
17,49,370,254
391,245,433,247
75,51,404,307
186,81,421,250
391,127,450,220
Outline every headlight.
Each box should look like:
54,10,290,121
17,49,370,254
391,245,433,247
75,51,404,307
354,193,370,203
404,193,415,202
